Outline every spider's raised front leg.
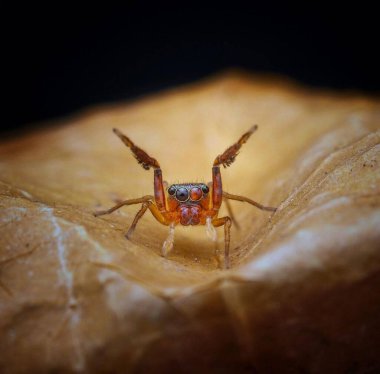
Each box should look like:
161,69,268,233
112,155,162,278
111,128,174,243
213,125,258,168
208,125,274,269
209,160,231,269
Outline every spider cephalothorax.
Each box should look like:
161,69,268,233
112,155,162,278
95,126,276,269
166,183,210,226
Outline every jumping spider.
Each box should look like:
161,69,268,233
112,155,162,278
94,125,276,269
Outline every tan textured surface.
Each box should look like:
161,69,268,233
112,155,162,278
0,72,379,373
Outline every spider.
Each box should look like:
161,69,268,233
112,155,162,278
94,125,276,269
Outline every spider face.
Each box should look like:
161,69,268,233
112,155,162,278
167,183,209,203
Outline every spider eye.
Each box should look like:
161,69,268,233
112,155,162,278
190,186,202,201
201,184,209,194
168,186,176,195
176,187,189,202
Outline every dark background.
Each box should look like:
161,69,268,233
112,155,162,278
3,4,379,134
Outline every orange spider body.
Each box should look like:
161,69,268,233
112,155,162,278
95,126,276,269
164,183,211,226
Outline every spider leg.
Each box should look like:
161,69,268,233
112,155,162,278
223,197,241,230
212,216,232,269
223,191,277,212
126,200,171,238
112,128,167,212
95,195,170,239
213,125,258,168
94,195,154,217
113,128,160,170
125,201,150,239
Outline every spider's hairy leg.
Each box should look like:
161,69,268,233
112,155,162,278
112,128,167,213
154,168,167,212
223,197,241,229
212,166,223,211
126,201,170,239
223,191,277,212
212,216,232,269
213,125,258,168
94,195,154,217
126,202,150,239
94,194,170,239
113,128,160,170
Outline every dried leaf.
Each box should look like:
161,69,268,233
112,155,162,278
0,72,379,373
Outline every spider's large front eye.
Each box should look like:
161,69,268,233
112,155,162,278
168,185,176,195
176,187,189,202
190,186,202,201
